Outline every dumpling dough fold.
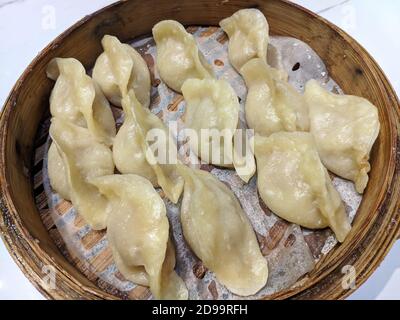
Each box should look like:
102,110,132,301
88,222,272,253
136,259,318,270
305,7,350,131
305,80,380,193
181,78,255,182
90,174,188,300
49,118,114,230
178,165,268,296
46,57,116,146
220,8,269,72
114,90,184,203
93,35,151,108
113,91,158,185
254,132,351,242
152,20,214,93
241,58,309,137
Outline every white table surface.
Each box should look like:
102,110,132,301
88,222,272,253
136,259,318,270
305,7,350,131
0,0,399,300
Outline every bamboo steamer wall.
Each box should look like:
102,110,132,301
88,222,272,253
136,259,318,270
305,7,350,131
0,0,399,299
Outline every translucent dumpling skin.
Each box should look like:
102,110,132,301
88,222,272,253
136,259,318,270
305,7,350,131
241,58,309,137
46,57,116,146
220,8,269,72
49,118,114,230
90,174,188,300
93,35,151,108
178,165,268,296
305,80,380,193
254,132,351,242
152,20,214,93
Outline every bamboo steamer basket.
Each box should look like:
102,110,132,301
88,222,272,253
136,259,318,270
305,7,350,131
0,0,399,300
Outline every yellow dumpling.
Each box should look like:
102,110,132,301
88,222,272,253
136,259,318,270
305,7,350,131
46,57,116,146
220,8,269,72
49,118,114,230
152,20,214,92
178,165,268,296
254,132,351,242
90,174,188,300
113,90,183,203
305,80,380,193
241,58,309,137
93,35,151,108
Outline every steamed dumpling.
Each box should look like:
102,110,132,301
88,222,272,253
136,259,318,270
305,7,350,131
305,80,380,193
178,165,268,296
114,90,184,203
182,78,238,167
241,58,309,137
49,118,114,230
113,90,158,185
47,58,116,146
220,8,269,72
181,78,255,182
254,132,351,242
152,20,214,92
90,174,188,300
93,35,151,108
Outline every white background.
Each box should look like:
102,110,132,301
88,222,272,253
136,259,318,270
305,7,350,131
0,0,399,300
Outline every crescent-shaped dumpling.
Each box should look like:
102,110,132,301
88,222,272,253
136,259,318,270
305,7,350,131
49,118,114,230
113,91,158,185
113,90,183,203
240,58,309,137
152,20,214,92
181,78,255,182
46,57,116,146
93,35,151,108
182,78,238,167
178,165,268,296
305,80,380,193
254,132,351,242
90,174,188,300
220,8,269,72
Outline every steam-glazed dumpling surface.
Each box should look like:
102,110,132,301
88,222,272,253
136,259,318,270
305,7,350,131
114,90,183,203
113,91,158,185
178,165,268,296
182,78,239,167
152,20,214,92
254,132,351,242
305,80,380,193
241,58,309,137
49,118,114,230
93,35,151,108
46,58,116,146
220,8,269,72
90,174,188,300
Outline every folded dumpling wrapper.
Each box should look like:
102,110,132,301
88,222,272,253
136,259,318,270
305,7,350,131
181,78,256,182
90,174,188,300
178,165,268,296
113,91,158,185
220,8,269,72
152,20,214,93
254,132,351,242
93,35,151,108
241,58,309,137
114,90,184,203
46,57,116,146
305,80,380,193
49,118,114,230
